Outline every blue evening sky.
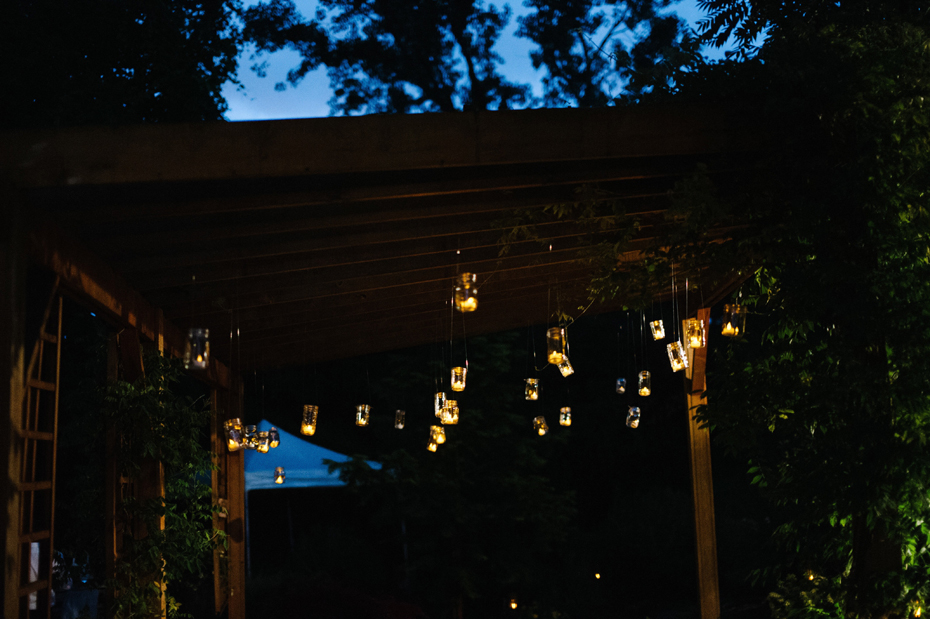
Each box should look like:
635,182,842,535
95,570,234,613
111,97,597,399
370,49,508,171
222,0,722,121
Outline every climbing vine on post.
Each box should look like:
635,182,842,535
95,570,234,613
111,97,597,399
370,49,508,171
102,353,224,619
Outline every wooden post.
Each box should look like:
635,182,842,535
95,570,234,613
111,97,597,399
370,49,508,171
1,190,27,619
211,387,230,616
684,308,720,619
225,376,246,619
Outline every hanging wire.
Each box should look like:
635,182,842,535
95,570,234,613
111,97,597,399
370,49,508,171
366,356,372,403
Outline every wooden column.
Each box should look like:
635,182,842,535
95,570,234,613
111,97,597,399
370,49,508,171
2,189,27,619
685,308,720,619
211,387,230,616
225,377,246,619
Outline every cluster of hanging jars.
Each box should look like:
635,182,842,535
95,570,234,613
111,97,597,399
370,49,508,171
223,418,281,454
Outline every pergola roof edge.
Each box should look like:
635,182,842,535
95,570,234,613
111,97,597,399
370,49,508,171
3,105,766,189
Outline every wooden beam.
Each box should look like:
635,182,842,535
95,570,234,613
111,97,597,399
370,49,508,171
5,106,766,189
27,224,230,389
684,308,720,619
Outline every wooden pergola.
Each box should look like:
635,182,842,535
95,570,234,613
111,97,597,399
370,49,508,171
1,105,768,619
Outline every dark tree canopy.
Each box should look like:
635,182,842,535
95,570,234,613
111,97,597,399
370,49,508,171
243,0,698,114
4,0,242,128
244,0,531,114
517,0,699,106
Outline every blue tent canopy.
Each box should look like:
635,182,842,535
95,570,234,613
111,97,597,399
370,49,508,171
243,419,380,491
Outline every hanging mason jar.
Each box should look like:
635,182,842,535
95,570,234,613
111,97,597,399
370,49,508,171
183,328,210,370
650,320,665,340
454,273,478,312
533,416,549,436
546,327,566,364
257,431,271,453
430,425,446,444
686,318,706,349
525,378,540,401
441,400,459,425
434,391,447,418
559,407,572,426
626,406,641,429
638,371,651,396
510,598,518,610
615,378,627,394
451,367,467,392
427,438,439,452
274,467,285,484
243,425,258,450
721,304,747,337
301,405,319,436
667,341,688,372
394,410,406,430
356,404,371,427
557,357,574,377
224,418,243,451
268,427,281,449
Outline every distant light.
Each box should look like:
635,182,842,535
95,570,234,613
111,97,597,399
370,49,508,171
90,312,96,317
595,573,601,580
509,598,517,610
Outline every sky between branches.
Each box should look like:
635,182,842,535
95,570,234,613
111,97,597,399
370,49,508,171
222,0,726,121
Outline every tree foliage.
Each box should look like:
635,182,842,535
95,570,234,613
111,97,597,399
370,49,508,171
102,353,222,619
517,0,701,106
243,0,530,113
4,0,243,127
500,2,930,617
242,0,701,113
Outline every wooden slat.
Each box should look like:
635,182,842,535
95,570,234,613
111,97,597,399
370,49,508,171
15,482,51,492
25,379,54,392
17,579,48,597
17,430,53,441
18,530,49,544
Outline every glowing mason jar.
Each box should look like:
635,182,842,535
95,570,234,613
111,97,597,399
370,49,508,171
430,425,446,444
615,378,627,394
184,328,210,370
454,273,478,312
525,378,540,401
427,439,439,452
638,371,651,396
667,341,688,372
434,392,447,418
533,416,549,436
274,467,285,484
559,407,572,426
257,431,271,453
224,418,243,451
441,400,459,425
557,357,574,377
546,327,566,364
626,406,641,429
395,410,405,430
242,425,258,450
686,318,706,349
356,404,370,427
722,304,747,337
451,367,467,392
268,427,280,449
301,405,319,436
650,320,665,340
510,598,518,610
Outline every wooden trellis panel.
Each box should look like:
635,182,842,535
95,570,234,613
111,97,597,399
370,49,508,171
14,284,61,619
